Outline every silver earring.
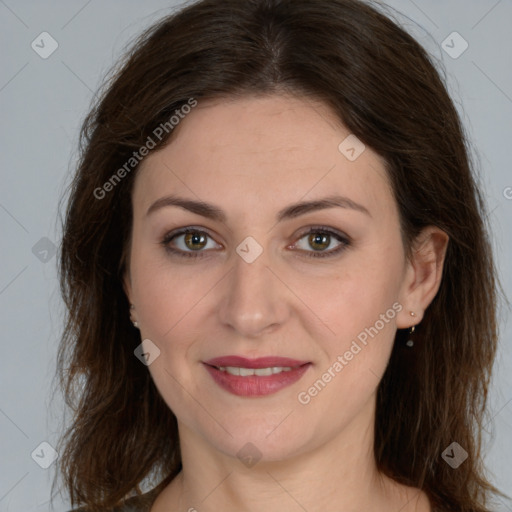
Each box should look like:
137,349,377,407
130,305,139,328
406,311,416,347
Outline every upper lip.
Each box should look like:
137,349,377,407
204,356,310,369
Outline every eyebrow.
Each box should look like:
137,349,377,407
146,193,371,221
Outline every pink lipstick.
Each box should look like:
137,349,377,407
203,356,311,397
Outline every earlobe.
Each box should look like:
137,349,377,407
396,226,449,329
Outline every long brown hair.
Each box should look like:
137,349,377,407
57,0,506,510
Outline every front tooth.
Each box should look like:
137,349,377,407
255,367,273,376
238,367,256,376
221,366,295,376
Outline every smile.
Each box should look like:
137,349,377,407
203,356,312,397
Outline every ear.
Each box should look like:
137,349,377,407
396,226,449,329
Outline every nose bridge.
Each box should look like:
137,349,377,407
217,241,289,337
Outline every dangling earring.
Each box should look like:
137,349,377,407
406,311,416,347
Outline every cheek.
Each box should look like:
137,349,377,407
131,244,216,338
301,243,403,393
294,272,400,437
130,257,213,420
301,245,403,344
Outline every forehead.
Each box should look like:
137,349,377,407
133,94,394,220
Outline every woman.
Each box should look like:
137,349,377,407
57,0,507,510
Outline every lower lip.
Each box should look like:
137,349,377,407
203,363,311,397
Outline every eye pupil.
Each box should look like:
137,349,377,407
309,233,330,251
185,231,207,250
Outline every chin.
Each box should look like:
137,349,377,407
191,410,320,463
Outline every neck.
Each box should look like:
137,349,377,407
182,436,381,511
152,396,428,512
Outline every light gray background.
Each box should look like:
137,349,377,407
0,1,511,511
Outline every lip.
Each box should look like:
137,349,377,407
203,356,312,397
204,356,309,369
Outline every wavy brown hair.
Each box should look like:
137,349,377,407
57,0,507,510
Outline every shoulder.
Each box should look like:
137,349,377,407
68,487,160,512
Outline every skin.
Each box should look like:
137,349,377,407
124,94,449,512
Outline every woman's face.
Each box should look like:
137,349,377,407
125,94,420,462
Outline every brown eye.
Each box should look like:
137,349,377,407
307,232,331,251
294,227,351,258
183,231,208,251
162,228,219,258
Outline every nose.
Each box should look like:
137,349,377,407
216,244,291,339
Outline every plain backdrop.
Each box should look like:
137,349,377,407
0,1,511,511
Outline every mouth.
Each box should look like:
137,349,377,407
203,356,312,397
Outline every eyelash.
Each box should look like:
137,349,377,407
161,226,351,259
